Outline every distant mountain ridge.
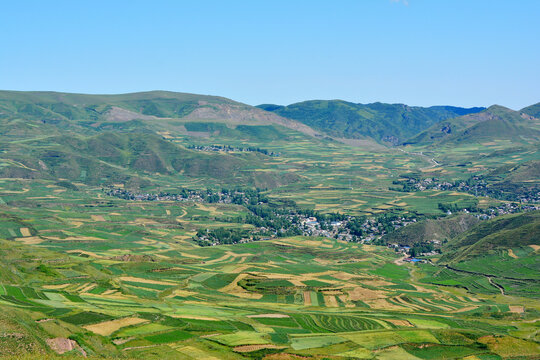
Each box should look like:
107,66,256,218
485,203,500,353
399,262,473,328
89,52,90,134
258,100,485,144
0,90,319,137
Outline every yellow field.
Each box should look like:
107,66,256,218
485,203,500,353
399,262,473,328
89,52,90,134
118,276,177,286
84,317,148,336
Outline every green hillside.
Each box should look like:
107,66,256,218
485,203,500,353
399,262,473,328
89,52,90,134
442,211,540,262
414,211,540,298
521,102,540,118
0,90,318,137
405,105,540,146
258,100,484,143
0,132,301,188
381,214,480,247
0,91,322,188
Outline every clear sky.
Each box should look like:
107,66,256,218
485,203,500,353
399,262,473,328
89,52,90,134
1,0,539,109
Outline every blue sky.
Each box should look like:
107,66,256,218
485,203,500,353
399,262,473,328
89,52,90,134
1,0,539,109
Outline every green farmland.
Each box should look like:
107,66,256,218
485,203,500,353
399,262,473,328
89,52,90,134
0,91,539,359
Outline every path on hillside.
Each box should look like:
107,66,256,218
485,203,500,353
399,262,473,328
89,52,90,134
487,276,506,296
441,264,539,282
396,148,440,170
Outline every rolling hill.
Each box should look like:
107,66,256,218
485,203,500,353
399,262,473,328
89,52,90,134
381,214,480,247
0,91,319,188
258,100,484,144
441,210,540,263
0,90,319,138
0,131,300,188
521,102,540,118
404,105,540,146
421,211,540,298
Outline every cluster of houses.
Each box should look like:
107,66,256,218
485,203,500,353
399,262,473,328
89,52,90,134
395,176,540,203
188,144,280,157
474,202,540,219
299,215,418,243
105,185,540,248
104,187,265,206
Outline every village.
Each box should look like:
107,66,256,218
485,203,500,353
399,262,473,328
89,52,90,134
187,144,280,157
104,186,540,248
392,175,540,203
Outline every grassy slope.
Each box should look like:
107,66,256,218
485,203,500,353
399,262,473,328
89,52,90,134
381,214,480,246
521,102,540,118
405,105,540,146
258,100,484,143
1,131,301,188
441,210,540,262
0,91,312,188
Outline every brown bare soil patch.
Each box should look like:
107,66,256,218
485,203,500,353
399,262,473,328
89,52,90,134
362,279,394,287
205,253,232,264
455,306,479,313
529,244,540,251
15,237,43,245
365,298,407,311
43,284,70,290
348,287,386,301
507,249,518,259
303,291,312,306
332,272,356,281
324,295,339,307
19,227,31,237
386,319,414,327
199,333,221,338
393,296,431,311
67,249,105,259
132,218,158,225
509,306,524,313
46,337,86,356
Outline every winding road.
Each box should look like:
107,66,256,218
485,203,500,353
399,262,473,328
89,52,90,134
396,148,440,170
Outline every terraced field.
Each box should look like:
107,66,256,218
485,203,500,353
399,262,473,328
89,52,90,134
0,179,538,359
